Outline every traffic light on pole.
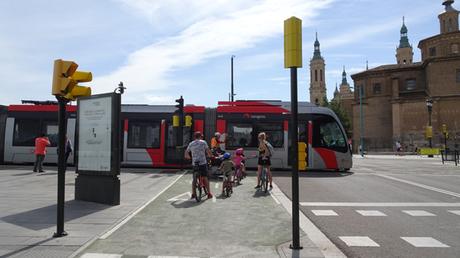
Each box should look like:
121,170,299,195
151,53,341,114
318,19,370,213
52,59,92,101
175,96,184,114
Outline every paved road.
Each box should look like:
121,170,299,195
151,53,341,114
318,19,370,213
275,155,460,258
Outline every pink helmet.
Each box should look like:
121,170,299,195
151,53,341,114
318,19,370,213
235,148,244,155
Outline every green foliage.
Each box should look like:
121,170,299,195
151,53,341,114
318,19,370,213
321,97,352,138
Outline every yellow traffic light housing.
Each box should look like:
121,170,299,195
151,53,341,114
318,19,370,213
172,115,180,127
185,115,192,127
52,59,92,100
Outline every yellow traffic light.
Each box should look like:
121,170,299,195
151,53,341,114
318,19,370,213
52,59,77,96
52,59,92,100
442,124,448,135
185,115,192,127
172,115,180,127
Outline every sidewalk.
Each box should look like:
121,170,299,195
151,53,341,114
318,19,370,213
75,174,328,258
354,154,442,160
0,165,181,258
1,165,330,258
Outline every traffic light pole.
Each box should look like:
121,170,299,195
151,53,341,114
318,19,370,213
290,67,302,250
53,97,69,238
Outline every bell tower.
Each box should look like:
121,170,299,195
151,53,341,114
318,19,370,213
396,17,413,65
439,0,459,34
309,33,327,105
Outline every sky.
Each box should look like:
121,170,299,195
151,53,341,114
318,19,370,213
0,0,446,107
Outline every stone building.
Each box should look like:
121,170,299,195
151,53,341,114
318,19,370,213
309,33,327,106
333,67,354,128
350,0,460,152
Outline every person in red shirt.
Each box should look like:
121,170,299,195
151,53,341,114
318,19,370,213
33,133,50,173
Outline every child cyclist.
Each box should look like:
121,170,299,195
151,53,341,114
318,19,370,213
233,148,246,182
219,152,234,195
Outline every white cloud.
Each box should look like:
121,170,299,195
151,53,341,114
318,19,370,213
93,0,335,101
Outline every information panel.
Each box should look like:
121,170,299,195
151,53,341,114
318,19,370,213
76,93,120,175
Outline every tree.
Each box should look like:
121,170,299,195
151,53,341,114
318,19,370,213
321,97,352,138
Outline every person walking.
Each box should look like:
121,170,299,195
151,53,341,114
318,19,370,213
64,136,73,164
33,133,50,173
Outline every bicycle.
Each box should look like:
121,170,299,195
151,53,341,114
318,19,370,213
193,162,208,202
223,172,233,197
259,166,269,194
233,165,243,185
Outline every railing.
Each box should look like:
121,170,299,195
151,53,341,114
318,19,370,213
441,149,459,166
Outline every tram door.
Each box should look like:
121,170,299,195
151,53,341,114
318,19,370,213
164,123,193,164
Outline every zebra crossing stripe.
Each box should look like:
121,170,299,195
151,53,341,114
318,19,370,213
339,236,380,247
355,210,387,216
311,210,338,216
401,237,450,248
402,210,436,216
81,253,122,258
448,210,460,215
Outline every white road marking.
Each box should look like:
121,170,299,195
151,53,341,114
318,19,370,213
148,256,200,258
402,210,436,216
448,210,460,215
269,190,280,204
167,192,191,202
215,182,219,189
270,183,346,258
99,171,187,240
339,236,380,247
300,202,460,207
311,210,339,216
212,195,216,203
81,253,122,258
375,174,460,198
401,237,450,248
356,210,387,216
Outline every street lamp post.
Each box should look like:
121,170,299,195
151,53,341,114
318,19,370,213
426,98,433,157
231,55,235,102
359,85,364,157
351,85,364,156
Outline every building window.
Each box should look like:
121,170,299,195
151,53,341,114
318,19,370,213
456,69,460,83
320,69,323,81
128,121,161,148
429,47,436,57
452,44,459,54
373,83,382,95
405,79,416,90
315,70,318,82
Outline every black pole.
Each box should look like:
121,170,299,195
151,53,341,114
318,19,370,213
231,56,234,102
179,96,184,171
53,97,68,237
289,67,302,250
428,104,433,157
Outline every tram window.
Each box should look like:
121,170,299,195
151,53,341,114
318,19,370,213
227,122,284,148
313,116,347,153
43,121,58,147
227,123,253,148
13,119,41,146
255,123,284,148
128,121,161,148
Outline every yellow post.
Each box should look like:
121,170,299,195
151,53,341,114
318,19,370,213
284,17,302,68
172,115,180,127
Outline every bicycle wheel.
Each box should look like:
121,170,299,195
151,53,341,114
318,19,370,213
195,179,202,202
264,172,269,193
260,169,267,193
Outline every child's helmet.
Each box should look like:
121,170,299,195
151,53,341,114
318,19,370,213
222,152,231,160
235,148,244,155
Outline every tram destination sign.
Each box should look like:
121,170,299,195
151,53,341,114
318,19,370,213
76,93,121,175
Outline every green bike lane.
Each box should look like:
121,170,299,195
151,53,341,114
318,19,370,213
74,171,322,258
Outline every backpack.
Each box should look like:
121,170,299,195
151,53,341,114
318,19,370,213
265,141,274,157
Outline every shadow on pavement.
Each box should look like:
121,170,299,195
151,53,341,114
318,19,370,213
170,199,205,208
0,200,110,230
0,237,54,258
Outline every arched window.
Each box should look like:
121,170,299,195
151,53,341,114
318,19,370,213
320,69,323,81
315,70,318,82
